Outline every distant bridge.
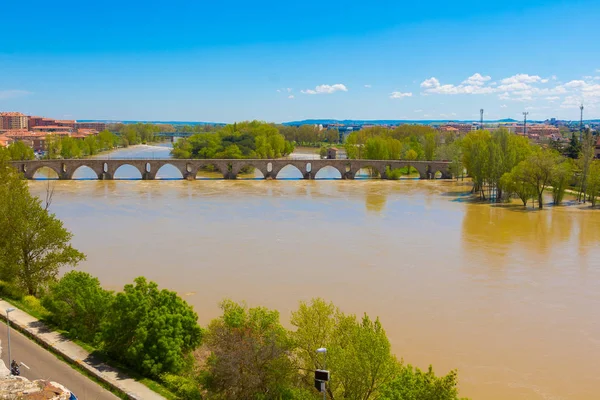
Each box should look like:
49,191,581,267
11,159,452,180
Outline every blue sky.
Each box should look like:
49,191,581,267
1,0,599,123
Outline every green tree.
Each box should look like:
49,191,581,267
499,163,535,207
7,141,35,160
45,135,62,159
42,271,113,344
101,277,203,378
404,149,418,176
565,132,581,159
0,160,85,295
577,130,596,202
551,159,574,205
586,160,600,207
461,131,490,199
423,132,437,161
60,137,82,159
521,149,559,209
291,298,398,400
203,300,295,399
379,364,467,400
319,146,328,159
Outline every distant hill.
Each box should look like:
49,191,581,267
283,118,520,126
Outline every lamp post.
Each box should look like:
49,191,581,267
6,308,15,373
523,112,529,136
316,347,327,400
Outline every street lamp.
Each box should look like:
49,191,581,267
315,348,328,400
6,308,15,374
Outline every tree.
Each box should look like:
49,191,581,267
45,135,62,159
290,298,398,400
7,141,35,160
404,149,418,176
565,132,581,159
577,130,595,202
102,277,203,378
0,160,85,295
586,160,600,207
379,364,467,400
203,300,295,399
551,159,574,205
60,137,82,159
423,132,437,161
520,149,559,209
319,146,328,159
42,271,113,344
499,163,535,207
461,131,490,199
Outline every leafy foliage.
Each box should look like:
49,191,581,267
42,271,113,344
379,364,468,400
172,121,294,160
0,158,85,295
290,298,398,400
102,277,203,378
203,299,295,399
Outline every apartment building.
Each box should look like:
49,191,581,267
0,112,29,130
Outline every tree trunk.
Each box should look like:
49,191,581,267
538,193,544,209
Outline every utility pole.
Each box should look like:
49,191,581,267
580,104,584,141
480,109,484,130
523,112,529,136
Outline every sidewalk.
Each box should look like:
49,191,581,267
0,300,165,400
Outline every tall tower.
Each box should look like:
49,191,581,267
523,112,529,136
480,109,484,130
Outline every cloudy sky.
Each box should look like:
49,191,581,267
1,0,599,123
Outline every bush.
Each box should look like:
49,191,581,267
42,271,113,344
102,277,203,378
161,373,202,400
22,295,50,318
0,280,25,300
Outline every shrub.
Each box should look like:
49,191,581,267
386,167,403,180
22,295,50,318
42,271,113,344
161,373,202,400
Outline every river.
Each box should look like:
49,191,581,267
28,144,600,400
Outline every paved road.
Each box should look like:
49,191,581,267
0,320,120,400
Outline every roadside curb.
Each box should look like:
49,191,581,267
0,300,164,400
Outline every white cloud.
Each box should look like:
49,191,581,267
288,95,294,99
500,74,544,84
389,91,412,99
545,96,560,101
276,89,281,93
286,88,292,93
420,77,440,89
364,84,372,88
301,84,348,95
461,73,491,86
414,109,423,113
564,80,586,88
0,90,31,100
552,75,558,80
500,104,507,108
541,78,549,83
596,69,600,73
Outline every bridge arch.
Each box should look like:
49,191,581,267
196,162,224,179
155,163,184,180
314,165,343,180
71,165,99,180
234,163,266,179
274,164,304,179
113,163,144,180
31,165,60,180
353,164,383,179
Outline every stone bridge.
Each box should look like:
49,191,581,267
11,159,453,180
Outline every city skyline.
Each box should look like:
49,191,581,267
1,0,599,122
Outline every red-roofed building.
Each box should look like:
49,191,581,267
0,112,28,130
0,135,12,147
